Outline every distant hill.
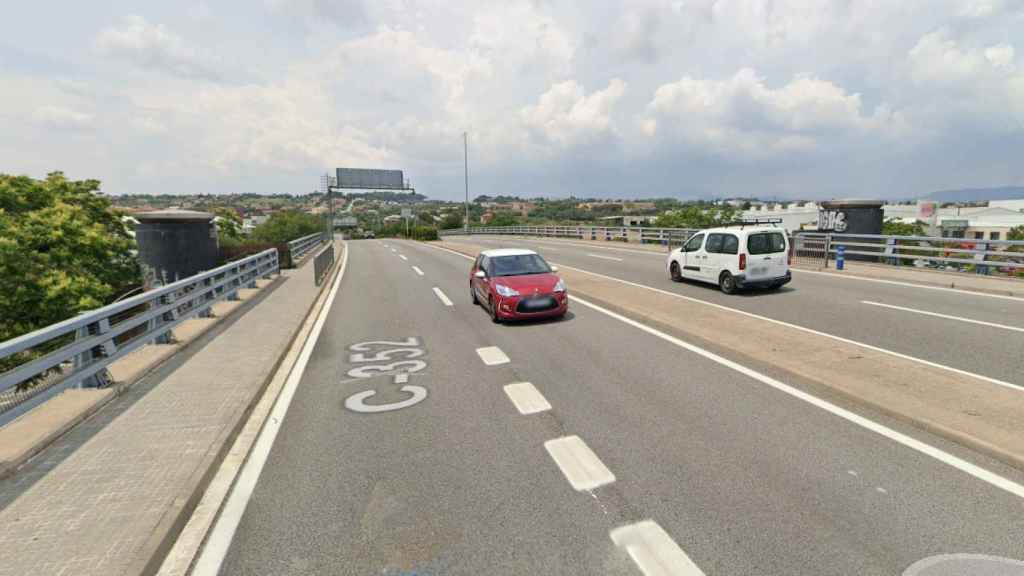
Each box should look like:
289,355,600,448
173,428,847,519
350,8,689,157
924,186,1024,202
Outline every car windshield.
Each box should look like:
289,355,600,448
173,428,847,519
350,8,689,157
747,232,787,255
490,254,551,276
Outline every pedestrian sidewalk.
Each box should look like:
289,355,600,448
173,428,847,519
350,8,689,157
0,241,340,576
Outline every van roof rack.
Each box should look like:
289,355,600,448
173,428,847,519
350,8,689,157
719,217,783,229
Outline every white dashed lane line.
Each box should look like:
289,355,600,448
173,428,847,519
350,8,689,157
861,300,1024,333
399,254,408,261
587,253,624,262
432,287,454,307
412,266,424,276
390,248,397,253
475,346,510,366
610,520,707,576
544,435,616,491
503,382,551,415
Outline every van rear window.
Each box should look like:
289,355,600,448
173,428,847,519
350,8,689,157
747,232,786,255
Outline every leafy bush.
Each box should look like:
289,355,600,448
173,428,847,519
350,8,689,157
250,211,324,244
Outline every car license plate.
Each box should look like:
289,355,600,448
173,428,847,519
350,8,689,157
749,266,768,276
522,297,553,310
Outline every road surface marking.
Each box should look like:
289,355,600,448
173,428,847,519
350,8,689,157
190,240,350,576
795,268,1024,302
475,346,510,366
861,300,1024,333
503,382,551,414
412,266,424,276
391,248,397,253
610,520,706,576
432,287,454,307
399,254,408,261
568,294,1024,502
344,386,428,413
587,253,624,262
544,435,616,491
552,263,1023,393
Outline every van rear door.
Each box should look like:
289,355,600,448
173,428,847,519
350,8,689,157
746,231,788,280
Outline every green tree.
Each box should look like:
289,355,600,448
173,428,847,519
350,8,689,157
417,211,436,225
213,207,242,240
882,218,926,236
654,205,738,228
440,212,464,229
488,212,521,227
250,211,323,244
1009,226,1024,241
0,172,140,345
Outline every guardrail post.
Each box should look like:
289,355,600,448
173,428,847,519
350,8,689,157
974,242,990,275
884,237,898,266
824,234,832,268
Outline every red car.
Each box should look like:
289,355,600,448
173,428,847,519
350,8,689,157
470,249,568,323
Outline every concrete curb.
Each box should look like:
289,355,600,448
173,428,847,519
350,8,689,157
140,241,345,576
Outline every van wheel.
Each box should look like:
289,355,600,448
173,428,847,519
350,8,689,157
719,271,738,294
670,261,683,282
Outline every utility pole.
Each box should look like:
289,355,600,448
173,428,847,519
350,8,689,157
464,131,470,234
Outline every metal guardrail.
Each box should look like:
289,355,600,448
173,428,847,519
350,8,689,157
313,244,335,286
444,226,1024,276
0,249,279,426
288,232,328,262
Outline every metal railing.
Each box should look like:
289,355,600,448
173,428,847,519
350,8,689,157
0,249,279,426
313,244,335,286
288,232,328,262
441,225,698,248
443,225,1024,276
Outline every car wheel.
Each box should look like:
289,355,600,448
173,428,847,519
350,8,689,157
719,271,737,294
669,261,683,282
471,284,479,305
489,297,502,323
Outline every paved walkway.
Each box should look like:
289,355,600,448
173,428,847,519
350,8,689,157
0,243,337,576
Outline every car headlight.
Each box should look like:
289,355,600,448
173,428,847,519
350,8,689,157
553,278,566,292
495,284,519,297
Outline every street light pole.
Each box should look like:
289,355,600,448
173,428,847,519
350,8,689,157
463,131,469,234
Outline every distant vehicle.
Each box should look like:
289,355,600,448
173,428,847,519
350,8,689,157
470,248,568,323
666,226,792,294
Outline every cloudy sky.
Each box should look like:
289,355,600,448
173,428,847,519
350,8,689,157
2,1,1023,200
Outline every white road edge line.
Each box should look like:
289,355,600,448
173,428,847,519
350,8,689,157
503,382,551,415
399,254,408,261
587,253,624,262
412,266,424,276
189,241,350,576
862,300,1024,333
611,520,706,576
423,240,1024,499
568,293,1024,501
551,262,1024,393
432,287,454,307
475,346,510,366
544,435,616,491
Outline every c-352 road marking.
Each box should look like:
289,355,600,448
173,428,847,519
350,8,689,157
432,287,454,307
861,300,1024,333
412,266,424,276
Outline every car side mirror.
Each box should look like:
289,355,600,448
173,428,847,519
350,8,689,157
550,266,559,273
474,270,486,279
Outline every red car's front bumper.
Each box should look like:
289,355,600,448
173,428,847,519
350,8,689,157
493,292,568,320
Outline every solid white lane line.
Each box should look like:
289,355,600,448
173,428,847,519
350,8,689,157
795,268,1024,302
399,254,408,261
587,253,624,262
569,294,1024,501
503,382,551,415
861,300,1024,333
553,263,1024,393
475,346,510,366
545,435,616,491
432,287,454,307
191,242,350,576
610,520,706,576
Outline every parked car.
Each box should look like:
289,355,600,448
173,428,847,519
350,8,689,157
470,248,568,322
666,226,792,294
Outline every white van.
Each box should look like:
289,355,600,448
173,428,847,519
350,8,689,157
665,226,792,294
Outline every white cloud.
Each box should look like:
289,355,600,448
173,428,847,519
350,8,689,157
32,105,94,129
985,43,1015,69
93,15,221,81
521,79,627,149
264,0,366,28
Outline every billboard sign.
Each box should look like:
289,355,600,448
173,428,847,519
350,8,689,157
336,168,405,190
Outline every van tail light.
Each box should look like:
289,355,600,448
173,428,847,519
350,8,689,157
739,253,747,271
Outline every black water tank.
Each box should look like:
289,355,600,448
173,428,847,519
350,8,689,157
817,200,884,235
135,209,218,284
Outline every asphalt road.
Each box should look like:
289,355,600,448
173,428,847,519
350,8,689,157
454,235,1024,386
218,239,1024,576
